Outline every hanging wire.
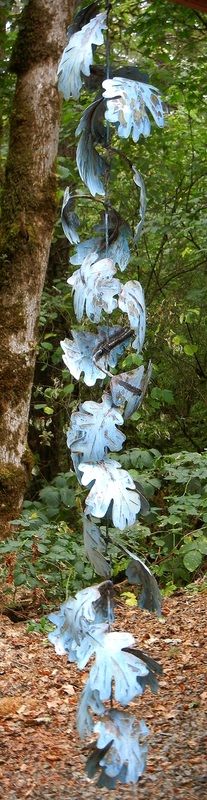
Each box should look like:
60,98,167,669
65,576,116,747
104,0,111,255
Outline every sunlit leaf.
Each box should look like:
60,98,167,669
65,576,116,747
83,515,111,578
79,459,141,529
118,280,146,351
77,629,149,702
77,680,105,739
132,167,147,243
116,542,162,615
67,393,125,462
58,11,107,99
76,99,106,196
68,253,121,323
61,187,80,245
102,77,164,142
110,362,152,419
61,325,130,387
86,711,148,785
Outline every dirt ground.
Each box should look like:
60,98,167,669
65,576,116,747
0,591,206,800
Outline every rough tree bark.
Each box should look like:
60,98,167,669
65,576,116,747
0,0,75,533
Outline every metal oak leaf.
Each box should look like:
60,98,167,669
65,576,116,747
118,280,146,351
68,253,121,323
83,515,111,578
76,99,106,196
61,187,80,245
48,581,114,662
67,394,125,463
58,11,107,99
117,542,162,615
61,325,130,387
133,167,147,243
110,362,152,420
82,630,149,703
87,711,148,786
79,458,141,529
102,77,164,142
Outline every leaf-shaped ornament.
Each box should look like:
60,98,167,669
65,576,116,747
61,325,131,388
68,253,121,323
77,630,149,703
102,77,164,142
67,2,100,39
61,187,80,245
133,167,147,243
79,458,141,529
117,542,162,615
48,581,114,661
76,99,106,196
118,280,146,351
58,11,107,99
77,680,105,739
83,515,111,578
70,220,131,272
110,362,152,420
87,711,148,785
67,394,125,463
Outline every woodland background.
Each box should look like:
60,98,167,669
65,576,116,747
0,0,207,608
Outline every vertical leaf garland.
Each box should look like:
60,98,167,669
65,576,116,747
48,0,165,789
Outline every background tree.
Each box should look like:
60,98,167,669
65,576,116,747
0,0,75,532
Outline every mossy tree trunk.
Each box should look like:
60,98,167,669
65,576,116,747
0,0,75,534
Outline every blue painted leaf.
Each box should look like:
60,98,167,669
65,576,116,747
110,361,152,420
61,325,130,387
68,253,121,323
79,459,142,529
102,77,164,142
132,167,147,243
70,221,131,272
61,187,80,245
118,280,146,351
79,630,149,703
67,2,100,39
77,680,105,739
83,515,111,578
57,11,107,99
88,711,148,785
76,99,106,196
48,581,114,661
117,541,162,615
67,393,125,462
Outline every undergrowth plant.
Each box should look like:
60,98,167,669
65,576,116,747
45,0,167,787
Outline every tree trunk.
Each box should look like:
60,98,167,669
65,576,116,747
0,0,75,534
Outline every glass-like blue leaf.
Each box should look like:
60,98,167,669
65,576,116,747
102,77,164,142
67,2,100,40
77,680,105,739
83,515,111,578
118,280,146,351
132,167,147,243
68,253,121,323
110,361,152,420
88,711,148,785
76,99,106,196
117,542,162,615
48,581,114,661
79,458,142,529
67,393,125,462
58,11,107,99
61,187,80,245
61,325,131,387
70,223,131,272
78,630,149,703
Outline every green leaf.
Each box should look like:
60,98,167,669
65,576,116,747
43,406,54,415
183,550,202,572
184,344,198,356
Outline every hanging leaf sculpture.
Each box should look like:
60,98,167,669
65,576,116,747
49,0,165,789
68,253,121,322
118,280,146,350
61,187,80,245
83,515,111,578
110,361,152,420
67,393,125,463
87,711,148,786
61,325,131,387
80,458,142,529
58,11,107,99
102,76,164,141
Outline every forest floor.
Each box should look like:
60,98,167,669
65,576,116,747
0,590,206,800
